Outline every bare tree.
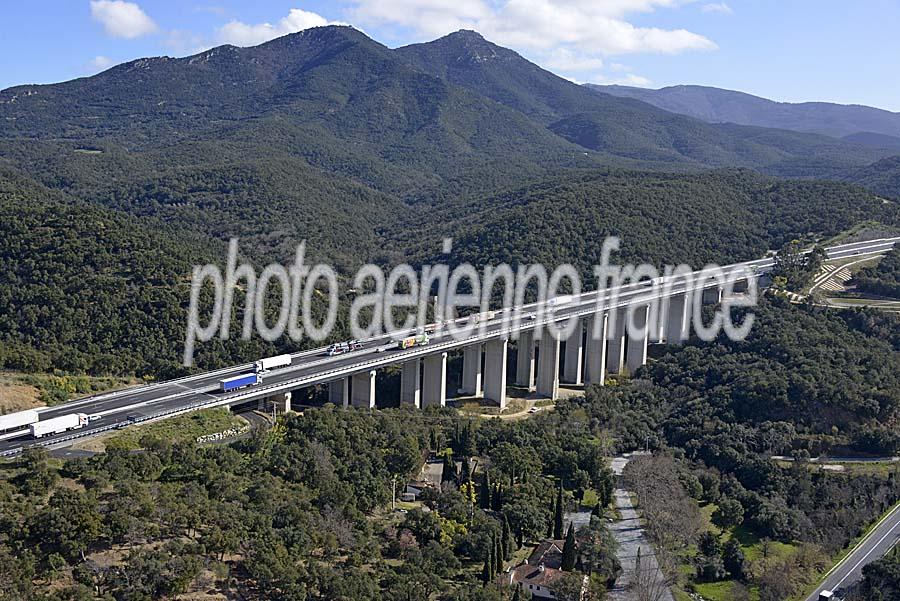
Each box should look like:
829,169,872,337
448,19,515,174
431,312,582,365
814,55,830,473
630,547,676,601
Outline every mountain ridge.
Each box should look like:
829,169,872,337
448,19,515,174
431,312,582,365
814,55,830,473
589,83,900,143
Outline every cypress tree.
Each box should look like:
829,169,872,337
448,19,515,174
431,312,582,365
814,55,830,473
461,456,472,484
553,481,564,539
494,532,503,574
480,472,492,509
516,526,524,549
429,428,439,453
482,550,491,586
501,514,512,560
561,522,577,571
512,585,521,601
492,483,503,511
547,494,555,538
489,536,496,578
442,452,455,483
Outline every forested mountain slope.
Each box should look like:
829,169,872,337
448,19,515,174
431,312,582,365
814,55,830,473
390,169,900,273
0,26,890,212
397,31,888,173
2,27,899,377
4,163,896,378
839,155,900,200
0,168,282,376
591,83,900,140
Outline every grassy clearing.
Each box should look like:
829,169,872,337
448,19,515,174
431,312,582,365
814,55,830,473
820,221,900,247
456,398,526,416
102,408,247,451
3,371,139,407
0,372,43,413
693,580,744,601
675,502,798,601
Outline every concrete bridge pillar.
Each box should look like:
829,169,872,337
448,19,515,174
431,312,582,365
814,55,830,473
606,308,627,375
649,300,665,343
665,293,690,344
329,378,349,407
276,391,291,414
400,359,421,408
702,286,723,304
351,370,376,409
626,304,650,374
460,344,483,397
584,312,608,386
536,335,560,400
483,339,508,409
422,352,448,408
516,330,536,390
562,319,584,385
261,391,292,415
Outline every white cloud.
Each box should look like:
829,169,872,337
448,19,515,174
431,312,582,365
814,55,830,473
701,2,733,14
351,0,492,37
90,55,115,70
164,29,212,55
348,0,715,55
90,0,158,38
218,8,345,46
609,62,632,72
592,72,653,87
346,0,713,86
540,47,604,73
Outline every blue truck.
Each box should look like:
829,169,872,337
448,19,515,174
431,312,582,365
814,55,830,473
219,372,261,393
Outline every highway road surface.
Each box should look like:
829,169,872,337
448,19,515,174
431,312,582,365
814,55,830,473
1,237,897,456
805,502,900,600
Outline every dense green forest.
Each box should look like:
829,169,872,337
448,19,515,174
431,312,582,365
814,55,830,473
395,169,900,273
2,21,900,601
0,168,287,377
3,163,898,379
840,155,900,200
853,247,900,298
2,24,899,378
0,400,620,600
1,300,896,600
575,299,900,599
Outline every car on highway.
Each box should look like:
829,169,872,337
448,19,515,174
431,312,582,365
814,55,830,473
326,340,363,356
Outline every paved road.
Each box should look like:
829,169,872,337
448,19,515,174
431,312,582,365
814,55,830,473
608,455,674,601
805,503,900,600
2,237,896,455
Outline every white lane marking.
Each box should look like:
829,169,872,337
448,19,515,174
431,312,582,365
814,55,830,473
832,511,900,591
810,502,900,597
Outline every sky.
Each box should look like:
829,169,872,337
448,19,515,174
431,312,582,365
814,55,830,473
2,0,899,112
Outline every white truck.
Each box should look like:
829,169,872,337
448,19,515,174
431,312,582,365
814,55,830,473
0,408,40,432
30,413,89,438
254,354,291,373
547,294,573,307
473,310,498,323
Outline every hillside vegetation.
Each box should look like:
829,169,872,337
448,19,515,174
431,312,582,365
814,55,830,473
3,164,898,378
591,83,900,140
1,26,899,378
